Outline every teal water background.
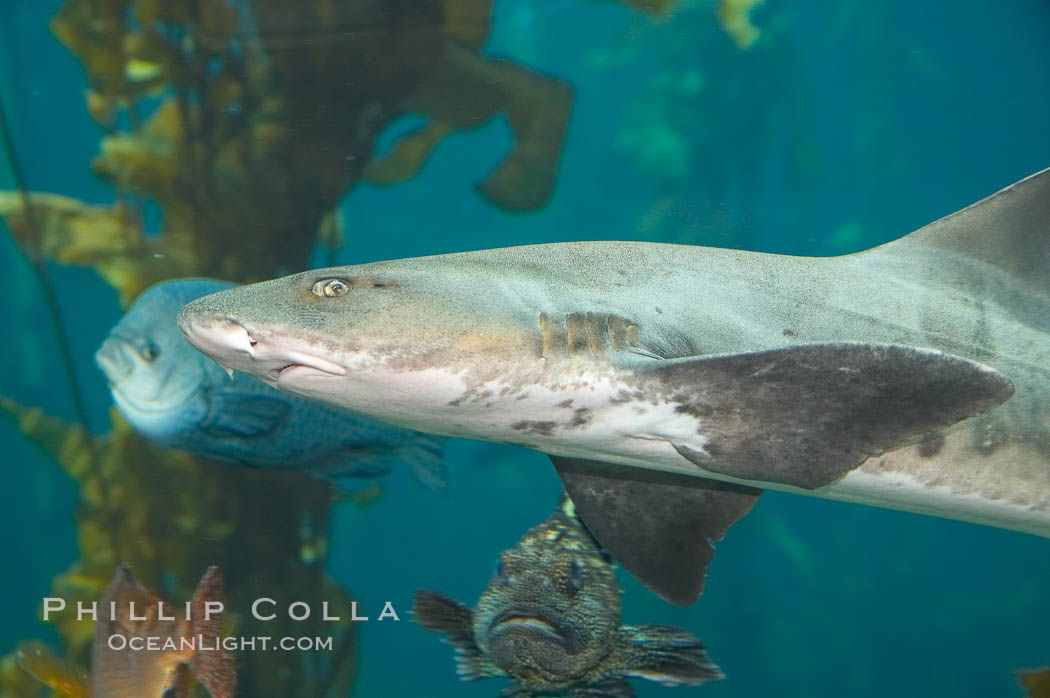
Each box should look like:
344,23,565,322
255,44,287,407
1,1,1049,696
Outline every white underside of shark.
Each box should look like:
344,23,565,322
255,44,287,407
281,356,1050,540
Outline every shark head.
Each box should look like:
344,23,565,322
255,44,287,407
176,259,539,431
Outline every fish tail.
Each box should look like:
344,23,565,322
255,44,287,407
186,567,237,698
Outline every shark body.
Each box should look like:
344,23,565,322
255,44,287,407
179,168,1050,605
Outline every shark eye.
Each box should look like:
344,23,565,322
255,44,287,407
140,343,160,362
567,560,583,593
312,278,350,298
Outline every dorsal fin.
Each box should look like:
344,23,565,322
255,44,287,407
879,167,1050,297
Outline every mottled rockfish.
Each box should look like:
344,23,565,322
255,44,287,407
414,500,723,697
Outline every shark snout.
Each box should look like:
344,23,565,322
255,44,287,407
177,310,258,374
178,307,347,383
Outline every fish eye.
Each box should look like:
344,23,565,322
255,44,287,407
312,278,350,298
567,560,583,593
140,343,160,362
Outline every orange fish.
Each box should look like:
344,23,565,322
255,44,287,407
17,564,236,698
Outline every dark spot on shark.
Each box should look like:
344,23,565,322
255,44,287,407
511,420,558,436
515,393,530,401
448,386,492,407
569,408,592,428
972,418,1008,455
558,399,574,409
783,328,796,337
675,401,714,418
917,434,946,458
609,389,645,405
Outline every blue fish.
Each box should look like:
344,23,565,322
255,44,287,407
95,279,446,490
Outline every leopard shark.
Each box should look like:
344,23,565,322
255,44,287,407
178,167,1050,606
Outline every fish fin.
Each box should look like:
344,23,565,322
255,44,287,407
95,562,164,633
551,456,760,606
91,564,171,695
15,642,90,698
412,590,500,679
617,625,724,686
187,567,236,698
400,435,449,494
312,449,395,481
636,342,1013,489
201,390,289,438
320,435,447,494
880,167,1050,298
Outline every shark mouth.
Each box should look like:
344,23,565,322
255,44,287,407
266,349,347,383
177,313,347,385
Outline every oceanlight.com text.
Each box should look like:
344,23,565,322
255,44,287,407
107,633,335,652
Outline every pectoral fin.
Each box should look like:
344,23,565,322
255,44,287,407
413,590,501,680
551,456,761,606
639,342,1014,490
201,390,289,438
617,625,724,686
